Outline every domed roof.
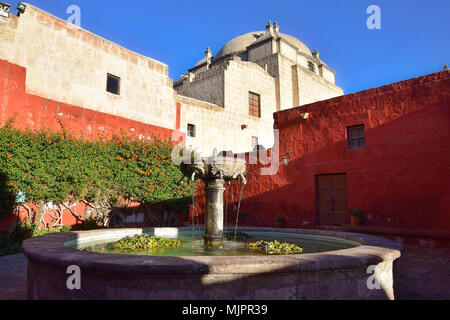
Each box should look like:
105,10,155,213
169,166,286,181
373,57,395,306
215,31,312,60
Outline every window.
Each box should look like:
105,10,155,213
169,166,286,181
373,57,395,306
347,125,366,149
249,92,261,118
308,61,316,73
187,124,196,138
107,74,120,95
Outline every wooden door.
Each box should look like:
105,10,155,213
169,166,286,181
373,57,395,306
316,174,349,226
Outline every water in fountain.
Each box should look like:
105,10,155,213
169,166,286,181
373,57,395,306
233,179,246,242
190,193,202,238
224,183,229,229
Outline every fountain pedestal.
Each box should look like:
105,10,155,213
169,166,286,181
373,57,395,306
180,155,247,249
204,179,225,248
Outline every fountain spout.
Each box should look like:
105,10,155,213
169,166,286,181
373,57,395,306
180,156,247,248
239,173,247,185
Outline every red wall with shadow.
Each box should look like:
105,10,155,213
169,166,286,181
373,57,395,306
223,70,450,235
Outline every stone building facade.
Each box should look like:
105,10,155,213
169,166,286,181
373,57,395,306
175,21,343,154
0,3,343,155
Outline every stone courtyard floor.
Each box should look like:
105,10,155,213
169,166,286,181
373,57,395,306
0,245,449,300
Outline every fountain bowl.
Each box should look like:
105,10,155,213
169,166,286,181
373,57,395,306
22,227,402,300
180,156,247,182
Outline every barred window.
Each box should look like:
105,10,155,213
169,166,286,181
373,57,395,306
249,92,261,118
347,125,366,149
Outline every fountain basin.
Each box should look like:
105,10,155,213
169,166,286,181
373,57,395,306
22,227,402,300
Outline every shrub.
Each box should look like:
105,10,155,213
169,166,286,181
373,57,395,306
0,120,194,221
0,223,72,257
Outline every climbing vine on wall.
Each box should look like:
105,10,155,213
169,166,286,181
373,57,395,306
0,116,194,225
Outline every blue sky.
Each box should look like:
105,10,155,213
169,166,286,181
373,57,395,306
13,0,450,94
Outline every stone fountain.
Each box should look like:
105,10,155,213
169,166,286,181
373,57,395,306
180,154,247,248
21,153,403,300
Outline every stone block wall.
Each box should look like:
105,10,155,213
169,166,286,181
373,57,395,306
174,66,225,107
293,64,343,106
0,4,175,129
248,40,274,62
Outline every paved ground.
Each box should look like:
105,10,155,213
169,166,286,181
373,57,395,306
395,245,450,300
0,253,27,300
0,245,449,300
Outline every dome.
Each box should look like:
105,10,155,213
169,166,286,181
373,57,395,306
214,31,312,60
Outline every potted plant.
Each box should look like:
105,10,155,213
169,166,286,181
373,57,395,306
275,216,285,228
350,209,363,226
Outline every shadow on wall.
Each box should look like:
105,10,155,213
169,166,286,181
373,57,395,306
225,102,449,232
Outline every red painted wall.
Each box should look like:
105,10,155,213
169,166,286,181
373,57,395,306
226,71,450,234
0,59,185,231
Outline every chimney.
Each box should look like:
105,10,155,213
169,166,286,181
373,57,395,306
188,72,195,83
312,49,320,60
444,63,448,70
205,47,212,70
265,21,274,34
273,21,280,33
